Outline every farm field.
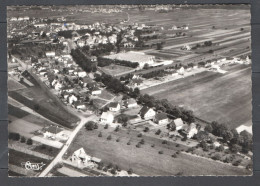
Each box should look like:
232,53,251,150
66,127,250,176
142,64,251,129
8,104,59,138
9,149,50,177
8,77,80,129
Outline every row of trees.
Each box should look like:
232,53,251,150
9,132,33,145
142,69,171,79
97,57,139,68
71,48,97,72
90,43,115,57
95,73,195,123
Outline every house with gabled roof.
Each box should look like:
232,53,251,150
42,126,63,139
109,102,120,112
91,87,102,95
73,101,86,110
139,106,156,120
173,118,184,131
125,98,137,108
100,112,114,124
184,123,198,139
71,148,92,165
154,112,169,125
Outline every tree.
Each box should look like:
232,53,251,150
107,135,112,140
172,153,177,158
195,131,209,142
212,153,221,160
204,124,213,133
27,138,33,145
104,124,109,129
143,127,150,132
200,141,208,151
85,121,96,130
143,63,149,69
13,133,20,141
34,103,40,111
156,43,163,50
98,132,102,137
140,139,145,145
222,130,233,142
162,140,168,144
94,123,98,129
127,168,133,175
204,41,212,46
155,129,161,135
230,129,239,144
114,125,120,132
230,144,242,153
216,145,224,152
20,136,26,143
158,150,164,154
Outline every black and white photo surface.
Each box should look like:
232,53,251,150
7,4,252,177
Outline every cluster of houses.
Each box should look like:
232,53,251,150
30,52,104,111
99,101,199,139
76,33,118,48
100,99,138,124
9,16,30,22
74,22,140,49
138,106,199,139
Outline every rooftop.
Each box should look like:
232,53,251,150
104,51,155,64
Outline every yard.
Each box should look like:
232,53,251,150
66,126,250,176
142,64,251,129
101,64,135,76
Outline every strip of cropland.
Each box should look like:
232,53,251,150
8,72,79,129
142,64,251,129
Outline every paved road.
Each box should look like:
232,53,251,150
38,114,98,177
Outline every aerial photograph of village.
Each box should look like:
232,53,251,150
7,4,252,177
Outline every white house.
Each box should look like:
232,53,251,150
109,102,120,112
68,94,78,104
91,87,102,95
126,98,138,108
45,51,56,57
78,71,87,78
154,112,169,125
74,101,86,110
54,81,63,91
139,106,156,120
177,67,185,75
181,45,191,51
43,126,63,139
71,148,95,168
186,123,198,139
173,118,184,131
100,112,114,124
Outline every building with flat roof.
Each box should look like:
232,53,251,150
104,51,155,68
